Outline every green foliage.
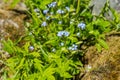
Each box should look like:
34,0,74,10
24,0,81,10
1,0,120,80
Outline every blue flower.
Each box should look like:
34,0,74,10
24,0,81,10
34,8,39,13
63,31,69,36
46,16,50,20
57,31,70,37
68,44,78,51
34,8,40,16
65,6,70,11
41,21,47,27
57,31,64,37
48,2,57,8
43,9,49,14
57,9,64,14
78,22,86,30
29,46,34,51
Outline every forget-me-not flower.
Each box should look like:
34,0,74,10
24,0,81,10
48,2,57,8
46,16,50,20
68,44,78,51
43,9,49,14
34,8,40,16
41,21,47,27
65,6,70,11
57,9,64,14
29,46,34,51
78,22,86,30
34,8,40,13
57,31,70,37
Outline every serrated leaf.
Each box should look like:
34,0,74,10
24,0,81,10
39,0,52,9
62,72,72,78
95,43,102,52
23,42,30,53
98,39,109,49
2,39,15,54
68,36,78,42
16,58,25,70
30,52,40,57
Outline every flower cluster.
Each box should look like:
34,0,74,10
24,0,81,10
57,31,70,37
34,8,40,16
78,22,86,30
68,44,78,51
48,2,57,8
57,9,65,14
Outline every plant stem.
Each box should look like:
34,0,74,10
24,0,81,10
76,0,80,14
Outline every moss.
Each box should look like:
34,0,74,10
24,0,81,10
80,35,120,80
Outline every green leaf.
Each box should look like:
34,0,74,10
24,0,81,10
2,39,15,54
39,0,52,9
62,72,72,78
98,39,109,49
16,58,25,70
23,42,30,53
30,52,40,57
95,43,102,52
68,36,78,42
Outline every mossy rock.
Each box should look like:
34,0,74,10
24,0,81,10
80,33,120,80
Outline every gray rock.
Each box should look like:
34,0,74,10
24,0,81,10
90,0,120,15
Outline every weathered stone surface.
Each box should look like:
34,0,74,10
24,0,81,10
0,0,27,59
90,0,120,15
0,0,27,11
